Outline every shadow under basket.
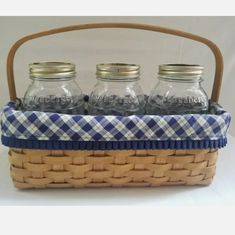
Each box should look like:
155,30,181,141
9,148,218,188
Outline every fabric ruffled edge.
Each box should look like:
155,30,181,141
2,135,227,150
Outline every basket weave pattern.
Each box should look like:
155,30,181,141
9,148,217,188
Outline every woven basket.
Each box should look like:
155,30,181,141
9,148,218,188
2,23,229,189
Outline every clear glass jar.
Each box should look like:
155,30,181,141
89,63,146,115
22,62,84,114
147,64,209,115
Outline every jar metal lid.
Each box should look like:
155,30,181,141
96,63,140,80
29,62,76,79
159,64,204,77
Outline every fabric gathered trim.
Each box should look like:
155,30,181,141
2,135,227,150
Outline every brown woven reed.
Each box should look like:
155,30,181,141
9,148,218,189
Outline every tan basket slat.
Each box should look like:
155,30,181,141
93,150,106,156
152,169,167,178
147,149,176,156
50,150,64,156
48,183,72,188
65,164,92,172
204,152,218,160
24,162,51,172
11,166,31,177
51,164,65,171
11,172,25,183
10,148,23,153
71,171,88,179
184,161,208,171
197,178,213,185
204,171,216,180
165,156,195,164
86,156,114,164
106,150,135,157
86,170,112,179
92,163,105,170
125,170,151,178
127,156,155,164
114,156,128,164
8,148,218,188
24,177,53,186
135,150,148,156
182,175,205,183
12,181,33,189
172,163,185,170
186,149,210,155
208,158,218,166
9,151,29,167
44,171,72,182
64,150,93,157
200,165,216,174
23,149,51,156
162,181,186,186
145,163,172,171
190,169,203,176
105,163,133,172
155,157,168,164
66,178,92,186
175,150,188,155
43,156,73,164
86,183,112,188
165,169,190,178
145,176,170,184
105,177,132,185
193,155,209,163
72,156,86,165
134,163,146,170
29,156,43,164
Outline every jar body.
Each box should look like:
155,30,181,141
147,75,209,115
89,79,146,115
22,78,84,114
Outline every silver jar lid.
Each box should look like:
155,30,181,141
29,62,76,79
96,63,140,80
159,64,204,78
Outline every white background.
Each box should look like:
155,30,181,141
0,1,235,232
0,13,235,235
0,16,234,135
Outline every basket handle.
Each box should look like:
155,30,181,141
7,22,223,103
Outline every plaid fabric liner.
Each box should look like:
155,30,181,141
1,102,230,147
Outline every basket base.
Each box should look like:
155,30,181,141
8,148,217,189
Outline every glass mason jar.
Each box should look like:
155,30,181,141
88,63,146,115
147,64,209,115
22,62,84,114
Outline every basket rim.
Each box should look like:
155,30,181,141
1,101,231,150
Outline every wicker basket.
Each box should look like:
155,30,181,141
9,148,218,188
2,23,230,189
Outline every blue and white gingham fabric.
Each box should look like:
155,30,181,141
1,101,230,143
